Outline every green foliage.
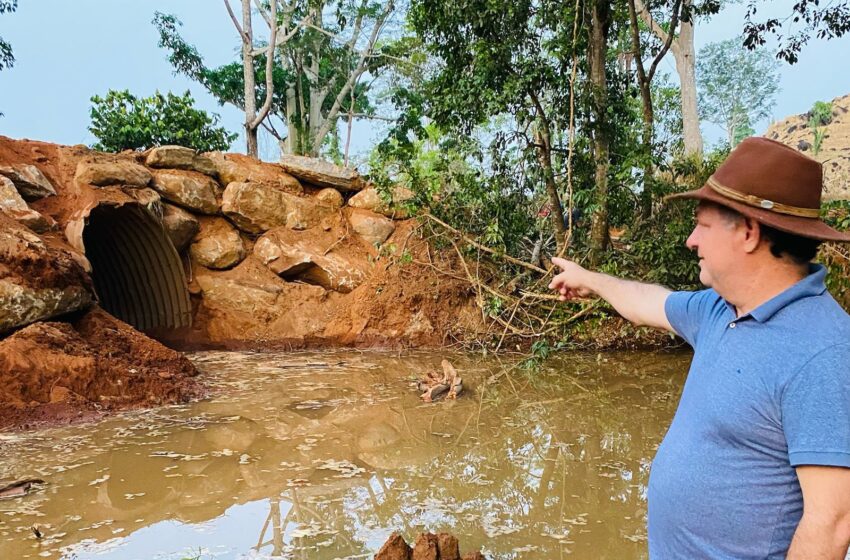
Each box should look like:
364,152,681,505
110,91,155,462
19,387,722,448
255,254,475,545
0,0,17,117
152,7,382,156
88,90,236,153
809,100,833,127
730,107,755,147
820,200,850,309
808,100,833,155
370,122,538,256
697,39,780,145
0,1,15,71
519,339,553,371
743,1,850,64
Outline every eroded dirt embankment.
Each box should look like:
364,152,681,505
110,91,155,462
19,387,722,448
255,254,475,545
0,307,203,430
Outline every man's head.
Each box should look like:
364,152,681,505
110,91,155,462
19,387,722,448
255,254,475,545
666,137,850,245
686,201,821,291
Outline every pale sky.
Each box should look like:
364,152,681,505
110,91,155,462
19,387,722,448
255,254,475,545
0,0,848,163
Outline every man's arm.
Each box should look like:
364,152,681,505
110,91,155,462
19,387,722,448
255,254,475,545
787,466,850,559
548,257,673,332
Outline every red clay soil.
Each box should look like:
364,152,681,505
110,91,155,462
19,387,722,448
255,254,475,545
375,531,486,560
0,307,203,431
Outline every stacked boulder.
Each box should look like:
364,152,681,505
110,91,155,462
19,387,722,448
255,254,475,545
117,146,417,344
2,135,465,352
0,164,56,233
116,146,415,288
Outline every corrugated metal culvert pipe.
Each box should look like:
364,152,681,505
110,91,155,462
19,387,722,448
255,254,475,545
82,203,191,331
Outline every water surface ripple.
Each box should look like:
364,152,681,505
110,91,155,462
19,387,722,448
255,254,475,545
0,349,690,559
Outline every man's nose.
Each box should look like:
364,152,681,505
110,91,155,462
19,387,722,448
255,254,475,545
686,229,698,251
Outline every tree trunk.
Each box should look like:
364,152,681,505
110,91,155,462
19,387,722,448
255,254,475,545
532,117,567,253
588,0,611,260
673,7,702,158
239,0,258,157
627,0,655,219
634,0,702,158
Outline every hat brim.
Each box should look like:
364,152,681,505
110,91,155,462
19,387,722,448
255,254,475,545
665,185,850,243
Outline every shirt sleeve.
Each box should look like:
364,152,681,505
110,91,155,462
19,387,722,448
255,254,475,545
664,289,718,348
783,342,850,468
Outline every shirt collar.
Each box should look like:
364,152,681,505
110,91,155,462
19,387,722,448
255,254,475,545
731,264,828,323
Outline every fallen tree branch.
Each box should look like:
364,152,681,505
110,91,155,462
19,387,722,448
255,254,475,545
424,213,548,274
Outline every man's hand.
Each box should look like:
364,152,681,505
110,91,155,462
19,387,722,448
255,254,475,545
549,257,594,301
548,256,674,331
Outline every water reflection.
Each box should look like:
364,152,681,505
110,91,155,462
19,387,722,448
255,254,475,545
0,350,689,559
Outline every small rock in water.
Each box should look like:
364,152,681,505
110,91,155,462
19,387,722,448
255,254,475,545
374,532,486,560
417,359,463,402
0,479,44,500
375,532,411,560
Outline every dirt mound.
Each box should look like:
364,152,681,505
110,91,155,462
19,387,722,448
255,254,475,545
765,93,850,201
0,307,203,430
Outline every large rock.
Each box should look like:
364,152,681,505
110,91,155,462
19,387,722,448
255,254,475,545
192,256,332,343
74,159,152,188
206,152,302,194
189,217,246,269
0,164,56,200
0,176,54,233
375,533,412,560
0,214,93,334
162,203,200,253
254,227,370,293
315,187,344,209
347,208,395,246
412,533,440,560
196,262,282,314
151,169,221,214
145,145,218,177
348,186,415,219
279,154,364,192
124,187,163,221
222,181,334,233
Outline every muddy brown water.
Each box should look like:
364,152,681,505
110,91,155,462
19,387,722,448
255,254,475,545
0,350,690,559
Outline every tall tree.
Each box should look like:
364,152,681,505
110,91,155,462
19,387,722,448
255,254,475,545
634,0,707,158
626,0,681,218
587,0,613,257
224,0,278,157
696,38,779,146
407,0,577,253
154,0,394,158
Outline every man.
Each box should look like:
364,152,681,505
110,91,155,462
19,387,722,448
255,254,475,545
549,137,850,559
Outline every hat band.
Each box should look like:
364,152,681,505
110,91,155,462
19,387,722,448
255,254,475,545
707,177,820,219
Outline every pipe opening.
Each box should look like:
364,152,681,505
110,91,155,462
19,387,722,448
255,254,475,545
82,204,191,331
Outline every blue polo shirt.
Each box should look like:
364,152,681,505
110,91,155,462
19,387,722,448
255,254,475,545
649,265,850,559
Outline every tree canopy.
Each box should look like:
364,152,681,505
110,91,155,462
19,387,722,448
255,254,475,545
696,38,780,147
88,90,237,153
743,0,850,63
152,0,393,157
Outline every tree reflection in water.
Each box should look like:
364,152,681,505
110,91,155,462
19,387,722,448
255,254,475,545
0,350,689,559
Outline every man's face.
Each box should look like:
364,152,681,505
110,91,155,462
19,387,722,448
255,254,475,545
686,203,744,289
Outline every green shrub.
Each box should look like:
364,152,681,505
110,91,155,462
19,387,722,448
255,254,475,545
808,100,832,156
89,89,236,153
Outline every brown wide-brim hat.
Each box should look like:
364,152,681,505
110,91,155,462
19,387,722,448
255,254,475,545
666,136,850,242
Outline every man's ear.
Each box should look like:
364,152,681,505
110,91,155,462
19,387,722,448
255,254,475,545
742,217,762,253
